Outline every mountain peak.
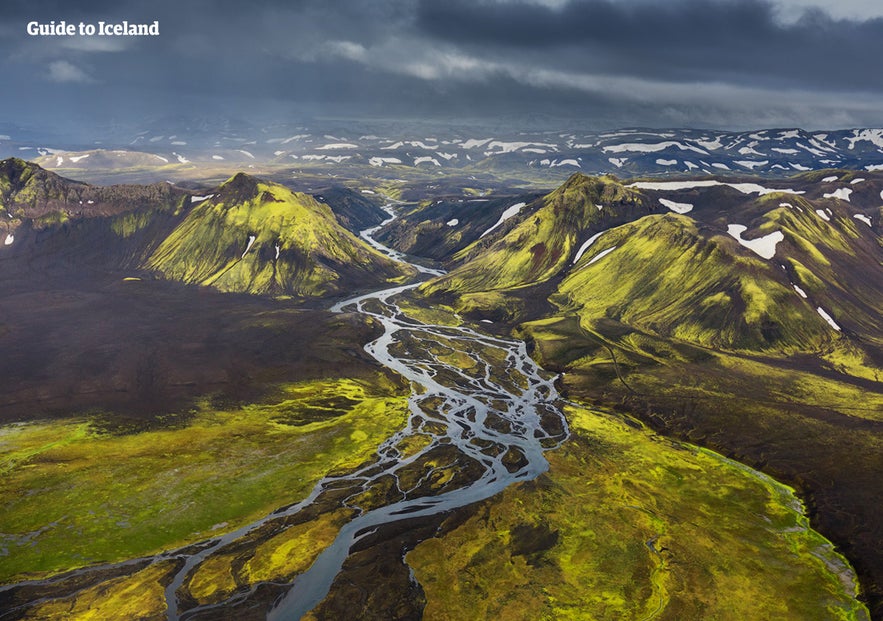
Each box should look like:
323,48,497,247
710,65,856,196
0,158,59,189
215,171,263,204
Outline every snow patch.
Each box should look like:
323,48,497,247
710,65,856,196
486,141,557,154
659,198,693,214
815,209,831,222
793,284,808,299
69,154,90,163
237,150,255,159
414,156,440,166
796,142,825,157
573,230,607,264
739,146,763,156
212,155,224,160
696,137,723,150
817,307,841,331
823,188,852,202
446,218,459,227
790,163,811,171
850,178,866,185
846,129,883,150
460,138,492,149
771,147,799,154
361,190,375,195
172,152,189,164
603,141,707,155
551,159,580,167
629,180,803,196
727,224,784,260
55,156,64,167
608,157,627,168
736,160,769,169
191,194,214,203
241,235,256,259
316,143,358,150
656,158,678,166
3,234,13,246
854,214,872,227
821,175,839,183
369,157,401,167
480,202,526,238
865,164,883,171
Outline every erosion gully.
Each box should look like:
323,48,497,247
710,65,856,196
0,204,569,620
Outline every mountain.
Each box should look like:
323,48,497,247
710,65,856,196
0,157,186,223
422,175,654,295
0,157,189,268
421,172,883,352
375,192,545,261
406,171,883,616
0,159,415,298
146,173,415,297
310,186,390,234
33,149,189,171
13,124,883,182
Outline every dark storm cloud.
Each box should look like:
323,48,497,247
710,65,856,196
415,0,883,90
3,0,883,133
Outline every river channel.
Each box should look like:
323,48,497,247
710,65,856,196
0,204,569,620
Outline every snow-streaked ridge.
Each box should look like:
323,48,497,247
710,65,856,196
480,202,526,238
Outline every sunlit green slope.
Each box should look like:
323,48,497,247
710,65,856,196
422,174,653,294
147,173,415,297
409,406,869,621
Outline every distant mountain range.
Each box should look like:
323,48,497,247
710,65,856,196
4,124,883,179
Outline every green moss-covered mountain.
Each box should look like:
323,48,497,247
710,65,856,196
146,173,414,296
423,175,653,294
0,157,186,231
421,172,883,355
0,157,189,268
400,170,883,617
0,160,415,298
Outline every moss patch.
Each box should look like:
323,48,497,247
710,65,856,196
0,378,408,583
407,405,869,621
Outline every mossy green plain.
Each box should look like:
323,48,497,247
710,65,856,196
0,378,408,582
407,405,869,620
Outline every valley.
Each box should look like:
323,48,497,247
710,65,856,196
0,145,881,620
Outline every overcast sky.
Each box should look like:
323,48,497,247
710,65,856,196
3,0,883,135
